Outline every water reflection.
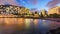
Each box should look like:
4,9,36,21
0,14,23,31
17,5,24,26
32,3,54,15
42,20,47,25
33,19,38,26
24,19,33,29
0,18,60,34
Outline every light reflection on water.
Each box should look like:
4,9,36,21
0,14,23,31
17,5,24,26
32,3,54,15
24,19,33,29
0,18,60,34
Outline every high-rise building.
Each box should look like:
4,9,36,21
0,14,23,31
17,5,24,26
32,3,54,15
0,5,26,15
41,9,47,17
48,6,60,15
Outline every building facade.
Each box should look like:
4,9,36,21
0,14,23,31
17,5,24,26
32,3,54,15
0,5,26,15
41,9,47,17
48,6,60,15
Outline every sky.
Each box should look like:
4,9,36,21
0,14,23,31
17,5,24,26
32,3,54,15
0,0,60,11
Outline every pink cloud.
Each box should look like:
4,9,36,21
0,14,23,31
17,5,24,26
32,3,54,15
0,0,20,6
28,0,37,5
32,0,37,5
0,0,6,5
0,0,38,6
47,0,60,7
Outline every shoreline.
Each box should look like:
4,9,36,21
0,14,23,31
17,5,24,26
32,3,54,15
42,18,60,22
0,16,60,22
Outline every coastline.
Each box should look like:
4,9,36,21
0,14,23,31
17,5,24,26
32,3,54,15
42,18,60,22
0,17,60,22
0,15,60,22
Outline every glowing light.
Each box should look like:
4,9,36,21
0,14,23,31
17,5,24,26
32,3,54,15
34,19,38,26
42,20,47,26
25,19,32,29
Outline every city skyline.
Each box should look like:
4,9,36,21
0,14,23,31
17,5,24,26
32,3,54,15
0,0,60,11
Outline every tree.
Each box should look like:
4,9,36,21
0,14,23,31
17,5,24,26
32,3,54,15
40,12,44,18
35,11,38,14
49,13,60,18
53,13,60,18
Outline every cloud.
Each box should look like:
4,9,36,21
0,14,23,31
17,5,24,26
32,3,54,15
27,0,37,5
0,0,20,6
0,0,37,6
0,0,6,5
20,0,26,4
47,0,60,7
32,0,37,5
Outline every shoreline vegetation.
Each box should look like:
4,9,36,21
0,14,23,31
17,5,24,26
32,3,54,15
0,16,60,22
0,13,60,22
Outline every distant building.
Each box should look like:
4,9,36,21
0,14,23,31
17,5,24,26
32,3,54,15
41,9,47,17
0,5,26,15
48,6,60,15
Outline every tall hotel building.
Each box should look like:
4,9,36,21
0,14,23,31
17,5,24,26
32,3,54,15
48,6,60,15
0,5,26,15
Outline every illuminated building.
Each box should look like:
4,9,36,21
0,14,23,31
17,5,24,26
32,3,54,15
0,9,3,14
48,6,60,15
0,5,38,17
0,5,26,15
41,9,47,17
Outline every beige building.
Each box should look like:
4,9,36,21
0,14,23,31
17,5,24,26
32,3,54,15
41,9,47,17
0,5,26,14
48,6,60,15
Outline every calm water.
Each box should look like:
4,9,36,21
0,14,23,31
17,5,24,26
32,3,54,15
0,18,60,34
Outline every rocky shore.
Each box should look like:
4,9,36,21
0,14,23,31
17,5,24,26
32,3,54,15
43,18,60,22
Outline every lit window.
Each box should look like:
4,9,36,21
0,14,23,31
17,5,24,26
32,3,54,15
10,6,13,9
6,7,10,12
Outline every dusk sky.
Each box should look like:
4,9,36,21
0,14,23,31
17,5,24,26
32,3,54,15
0,0,60,11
